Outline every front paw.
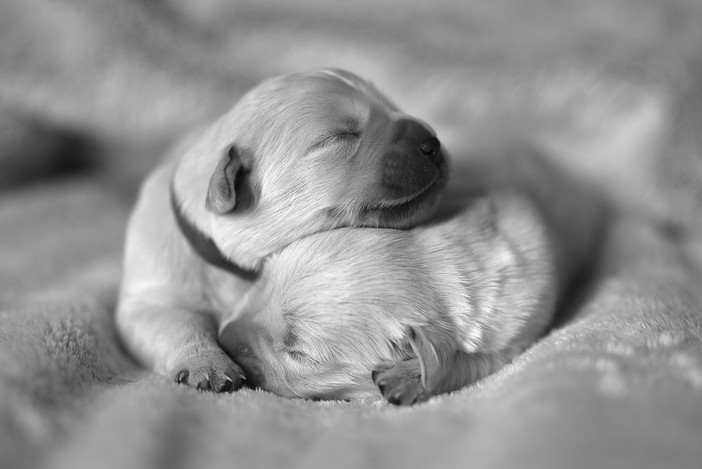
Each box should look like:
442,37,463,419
171,351,246,393
372,359,430,406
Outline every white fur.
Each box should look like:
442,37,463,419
223,151,605,401
116,68,446,389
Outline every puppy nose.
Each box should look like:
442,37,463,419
380,119,443,197
419,136,440,156
218,320,264,388
392,117,426,140
390,118,443,166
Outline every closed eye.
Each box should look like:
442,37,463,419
287,349,319,365
306,129,361,155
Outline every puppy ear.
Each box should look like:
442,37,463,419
206,145,254,214
408,327,449,392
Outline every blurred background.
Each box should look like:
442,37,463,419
3,0,702,193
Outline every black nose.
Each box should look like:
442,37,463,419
218,320,265,389
391,118,443,167
392,118,434,144
419,136,440,157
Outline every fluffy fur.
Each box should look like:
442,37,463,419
220,150,605,403
116,68,447,392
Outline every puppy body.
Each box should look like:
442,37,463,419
220,150,605,402
116,69,448,391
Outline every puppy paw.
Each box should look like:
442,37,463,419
372,359,430,406
171,351,246,393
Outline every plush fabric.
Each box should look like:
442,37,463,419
1,1,702,468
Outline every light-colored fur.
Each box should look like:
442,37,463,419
116,69,447,391
220,150,605,402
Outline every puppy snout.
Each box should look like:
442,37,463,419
381,151,438,197
379,121,443,198
391,118,431,144
418,136,442,166
218,321,265,389
391,119,442,164
419,136,440,155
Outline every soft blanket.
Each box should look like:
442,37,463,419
1,1,702,468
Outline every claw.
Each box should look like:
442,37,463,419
176,370,189,384
220,376,234,393
171,353,244,393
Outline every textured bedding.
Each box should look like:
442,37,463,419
1,1,702,468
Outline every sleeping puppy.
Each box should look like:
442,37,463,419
219,150,605,403
116,68,448,393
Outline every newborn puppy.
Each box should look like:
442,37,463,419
116,68,447,392
219,152,604,403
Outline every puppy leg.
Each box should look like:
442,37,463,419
117,297,246,392
372,328,521,405
118,163,247,393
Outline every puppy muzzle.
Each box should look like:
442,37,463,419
378,119,444,201
219,320,266,389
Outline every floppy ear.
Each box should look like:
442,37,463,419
206,145,254,214
408,327,449,392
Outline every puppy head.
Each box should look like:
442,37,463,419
173,68,448,268
218,229,456,401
